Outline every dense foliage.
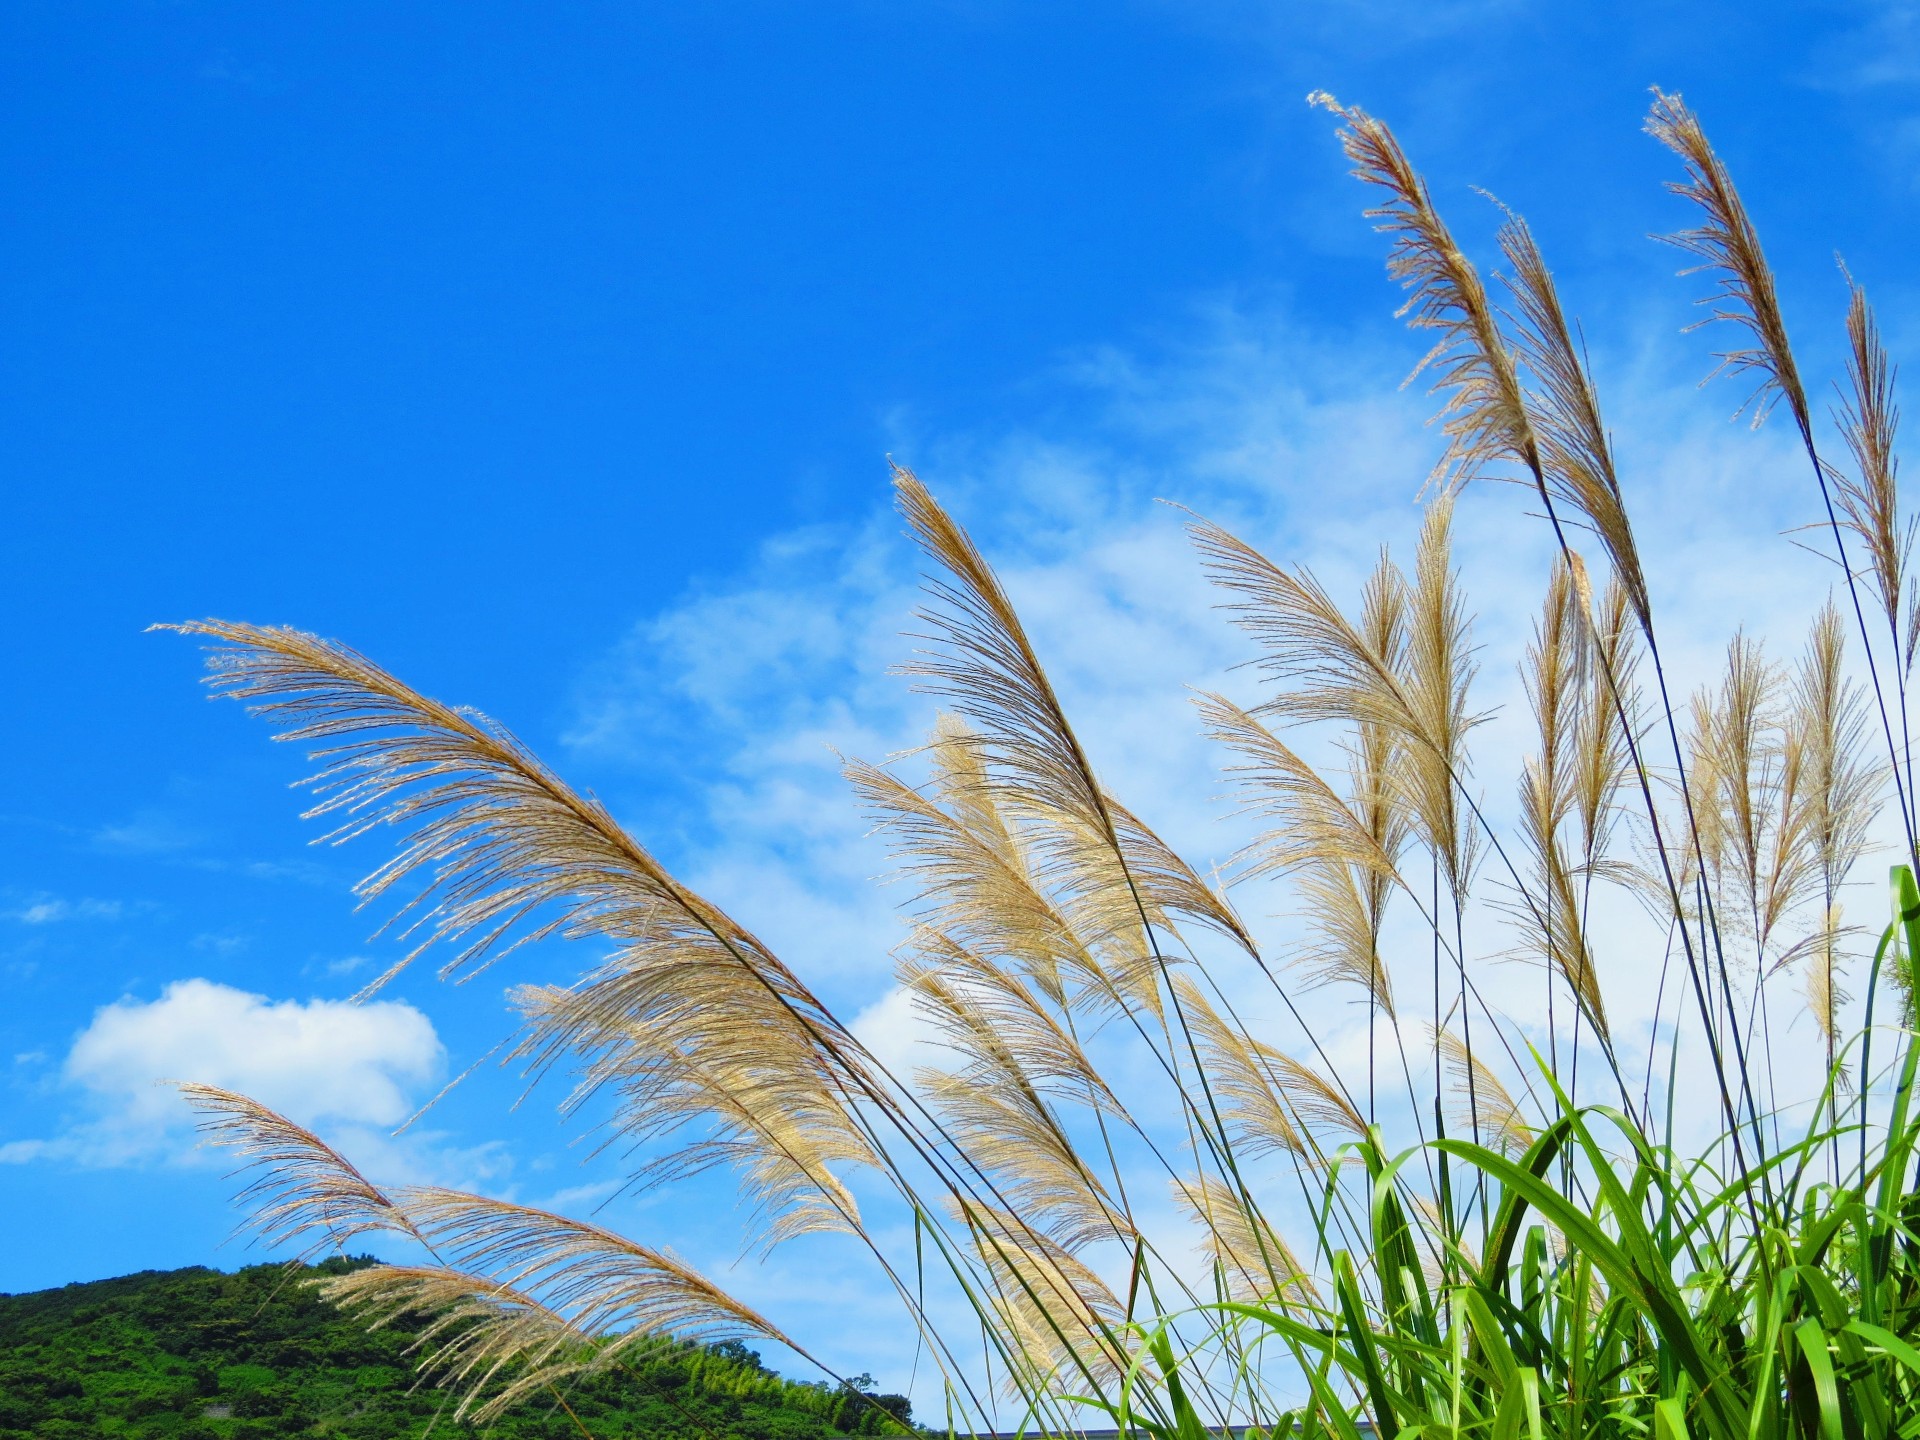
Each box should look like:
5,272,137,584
0,1259,913,1440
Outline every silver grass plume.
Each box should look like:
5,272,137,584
1188,518,1425,748
181,1083,429,1256
958,1204,1133,1397
1174,1175,1317,1308
399,1187,807,1353
1834,282,1910,637
910,963,1134,1252
166,622,840,1013
167,621,882,1249
509,979,874,1252
1350,553,1415,977
892,467,1264,1231
900,929,1123,1119
1195,691,1406,888
1190,507,1483,883
1402,492,1485,903
183,1086,807,1421
1804,904,1850,1069
1692,634,1815,961
318,1266,622,1426
1175,977,1366,1149
1196,692,1403,1016
1513,562,1609,1039
185,1085,603,1420
1571,572,1642,873
1521,563,1582,854
1434,1030,1535,1158
1499,215,1653,633
1646,89,1810,437
1309,92,1540,488
892,468,1252,962
848,731,1158,1021
1790,607,1881,1057
1792,606,1881,902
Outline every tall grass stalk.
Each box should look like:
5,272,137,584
172,93,1920,1438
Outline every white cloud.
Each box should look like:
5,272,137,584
69,978,442,1127
190,931,249,956
533,1179,624,1214
1810,0,1920,90
92,811,199,855
8,897,124,925
851,984,936,1080
3,979,446,1168
82,809,336,886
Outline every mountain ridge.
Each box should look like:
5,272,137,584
0,1258,913,1440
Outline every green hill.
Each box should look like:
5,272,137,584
0,1258,914,1440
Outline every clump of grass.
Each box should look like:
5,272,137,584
169,91,1920,1438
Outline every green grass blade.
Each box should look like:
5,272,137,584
1792,1319,1842,1440
1332,1251,1400,1440
1654,1395,1691,1440
1434,1135,1742,1440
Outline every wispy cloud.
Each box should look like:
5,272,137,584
190,932,250,956
0,979,483,1184
563,292,1856,1174
84,807,340,888
1808,0,1920,90
92,811,201,856
6,897,125,925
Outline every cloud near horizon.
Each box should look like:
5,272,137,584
0,979,444,1169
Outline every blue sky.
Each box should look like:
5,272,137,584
4,0,1920,1395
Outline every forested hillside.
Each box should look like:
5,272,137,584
0,1258,914,1440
